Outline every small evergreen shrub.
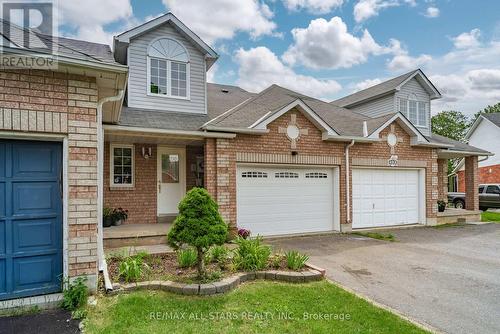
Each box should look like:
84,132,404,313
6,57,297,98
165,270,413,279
168,188,228,277
285,250,309,270
61,277,88,311
232,236,271,271
177,248,198,268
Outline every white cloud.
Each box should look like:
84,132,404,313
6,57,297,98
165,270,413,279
352,78,383,91
162,0,277,44
387,53,432,71
353,0,399,23
466,69,500,90
234,46,342,99
424,6,440,18
282,0,344,14
57,0,134,45
283,17,397,69
452,28,481,49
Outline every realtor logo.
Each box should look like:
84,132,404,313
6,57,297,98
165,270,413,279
0,0,58,69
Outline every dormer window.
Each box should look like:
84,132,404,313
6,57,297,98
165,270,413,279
398,94,427,128
147,38,189,99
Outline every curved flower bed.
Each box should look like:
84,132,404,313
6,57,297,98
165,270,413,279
108,266,325,296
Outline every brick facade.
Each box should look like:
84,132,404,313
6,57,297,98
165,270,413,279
104,143,157,224
204,109,439,230
465,156,479,211
437,159,448,202
0,69,99,280
457,163,500,192
103,143,204,224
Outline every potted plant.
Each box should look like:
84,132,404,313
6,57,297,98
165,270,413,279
437,200,446,212
103,207,114,228
112,208,129,226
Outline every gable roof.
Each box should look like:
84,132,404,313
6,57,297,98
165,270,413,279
466,112,500,139
203,84,373,136
332,69,441,108
0,19,120,66
114,12,218,68
483,113,500,128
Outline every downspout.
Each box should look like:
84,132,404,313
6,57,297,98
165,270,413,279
345,140,355,227
97,90,124,272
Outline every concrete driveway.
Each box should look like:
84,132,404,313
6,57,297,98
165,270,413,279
269,223,500,334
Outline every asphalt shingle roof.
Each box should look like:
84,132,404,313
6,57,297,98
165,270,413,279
426,134,490,154
0,19,118,65
483,113,500,128
332,70,418,107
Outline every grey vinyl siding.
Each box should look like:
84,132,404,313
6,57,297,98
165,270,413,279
348,94,395,118
127,22,206,114
395,78,431,135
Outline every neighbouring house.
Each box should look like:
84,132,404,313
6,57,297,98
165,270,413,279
452,113,500,192
0,13,491,304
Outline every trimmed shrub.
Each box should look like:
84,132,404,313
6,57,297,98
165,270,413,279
168,188,228,277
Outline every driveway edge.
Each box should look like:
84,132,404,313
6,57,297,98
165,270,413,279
325,278,443,334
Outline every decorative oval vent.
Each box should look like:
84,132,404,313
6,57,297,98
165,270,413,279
275,172,299,178
241,171,267,178
305,172,328,179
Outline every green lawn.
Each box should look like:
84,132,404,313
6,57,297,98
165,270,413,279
482,211,500,222
352,232,396,242
84,281,428,334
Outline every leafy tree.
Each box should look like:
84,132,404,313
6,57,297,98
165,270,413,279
431,110,470,174
167,188,228,277
471,102,500,125
431,110,470,142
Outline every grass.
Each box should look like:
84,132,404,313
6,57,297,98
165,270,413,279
0,305,40,317
352,232,396,242
481,211,500,222
84,281,428,334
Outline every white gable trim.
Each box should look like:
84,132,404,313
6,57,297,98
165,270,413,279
115,13,218,59
250,99,339,136
369,112,428,143
465,115,500,139
397,70,441,99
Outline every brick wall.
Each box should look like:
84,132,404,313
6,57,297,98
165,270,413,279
0,69,99,280
104,143,157,224
457,163,500,192
204,109,438,230
437,159,448,202
465,156,479,211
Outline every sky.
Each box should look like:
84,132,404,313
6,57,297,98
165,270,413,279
56,0,500,116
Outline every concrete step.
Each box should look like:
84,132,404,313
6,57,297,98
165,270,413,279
103,223,171,248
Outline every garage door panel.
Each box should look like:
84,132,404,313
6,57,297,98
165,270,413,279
0,140,62,301
237,166,335,236
353,168,422,229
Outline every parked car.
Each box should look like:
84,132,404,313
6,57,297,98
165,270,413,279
448,184,500,211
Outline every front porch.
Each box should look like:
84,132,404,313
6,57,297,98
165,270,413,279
437,208,482,225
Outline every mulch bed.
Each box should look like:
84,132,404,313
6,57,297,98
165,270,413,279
107,252,300,284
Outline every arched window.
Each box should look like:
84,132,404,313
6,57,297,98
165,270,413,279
147,38,189,98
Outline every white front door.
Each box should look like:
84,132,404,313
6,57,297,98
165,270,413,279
352,168,422,229
157,147,186,215
236,165,337,236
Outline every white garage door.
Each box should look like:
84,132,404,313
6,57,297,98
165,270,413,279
352,168,421,229
236,165,335,236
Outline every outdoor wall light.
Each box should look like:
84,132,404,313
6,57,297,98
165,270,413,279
142,147,152,159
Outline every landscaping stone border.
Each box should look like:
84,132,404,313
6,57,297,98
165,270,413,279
108,266,325,296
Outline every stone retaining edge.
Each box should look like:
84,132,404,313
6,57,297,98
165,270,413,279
108,265,325,296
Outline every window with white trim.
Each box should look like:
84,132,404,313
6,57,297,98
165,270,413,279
398,95,427,127
148,38,189,99
110,144,134,187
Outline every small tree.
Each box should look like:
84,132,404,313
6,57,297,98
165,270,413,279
167,188,228,277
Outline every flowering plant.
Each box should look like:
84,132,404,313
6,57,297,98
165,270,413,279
237,228,251,239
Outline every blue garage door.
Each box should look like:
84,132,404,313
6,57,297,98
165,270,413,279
0,140,63,301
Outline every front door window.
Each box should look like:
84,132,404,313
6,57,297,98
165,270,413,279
161,154,179,183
